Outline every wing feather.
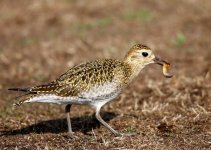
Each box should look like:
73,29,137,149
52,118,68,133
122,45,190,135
26,59,130,98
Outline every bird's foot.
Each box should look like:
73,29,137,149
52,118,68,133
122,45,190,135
63,131,75,138
121,132,137,136
68,131,75,137
114,132,137,137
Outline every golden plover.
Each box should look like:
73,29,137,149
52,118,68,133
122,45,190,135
9,44,172,136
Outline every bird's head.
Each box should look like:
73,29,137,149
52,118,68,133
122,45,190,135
124,44,154,66
124,44,170,67
124,44,173,78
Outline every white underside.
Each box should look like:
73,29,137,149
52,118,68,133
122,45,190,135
24,94,116,110
25,95,80,104
80,82,118,99
24,81,120,110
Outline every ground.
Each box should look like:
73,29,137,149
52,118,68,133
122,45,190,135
0,0,211,149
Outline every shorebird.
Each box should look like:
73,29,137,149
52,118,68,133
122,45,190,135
9,44,172,136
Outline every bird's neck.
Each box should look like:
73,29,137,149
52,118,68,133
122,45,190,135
123,60,145,82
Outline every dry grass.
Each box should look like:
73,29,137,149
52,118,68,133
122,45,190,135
0,0,211,149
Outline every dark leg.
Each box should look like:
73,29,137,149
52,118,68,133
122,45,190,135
65,104,74,135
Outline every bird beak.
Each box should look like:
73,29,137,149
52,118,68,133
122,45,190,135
153,56,173,78
153,57,170,66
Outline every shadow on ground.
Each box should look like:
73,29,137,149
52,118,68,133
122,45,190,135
0,111,117,136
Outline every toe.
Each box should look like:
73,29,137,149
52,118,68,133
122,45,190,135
120,132,137,137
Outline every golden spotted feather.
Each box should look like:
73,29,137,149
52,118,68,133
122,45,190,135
25,59,132,100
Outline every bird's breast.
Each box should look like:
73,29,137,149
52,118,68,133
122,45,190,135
79,81,120,100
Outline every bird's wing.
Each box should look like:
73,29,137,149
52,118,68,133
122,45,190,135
29,59,124,99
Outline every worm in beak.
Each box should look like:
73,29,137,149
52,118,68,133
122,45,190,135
153,57,173,78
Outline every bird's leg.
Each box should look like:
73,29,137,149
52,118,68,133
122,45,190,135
95,106,137,137
65,104,74,135
95,107,121,136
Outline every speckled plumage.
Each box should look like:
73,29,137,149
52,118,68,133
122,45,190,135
9,44,170,136
35,59,132,96
14,59,133,106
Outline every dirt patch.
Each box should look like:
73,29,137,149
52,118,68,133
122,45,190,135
0,0,211,149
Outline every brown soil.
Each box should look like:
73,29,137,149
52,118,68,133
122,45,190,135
0,0,210,149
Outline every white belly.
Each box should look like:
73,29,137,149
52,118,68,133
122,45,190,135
24,92,119,109
79,82,119,99
23,82,120,109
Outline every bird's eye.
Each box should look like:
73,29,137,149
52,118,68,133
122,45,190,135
142,52,148,57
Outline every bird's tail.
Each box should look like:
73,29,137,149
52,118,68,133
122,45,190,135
8,87,31,92
12,93,35,106
8,87,38,106
13,99,26,106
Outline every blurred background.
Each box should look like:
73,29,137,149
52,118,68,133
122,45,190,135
0,0,210,149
